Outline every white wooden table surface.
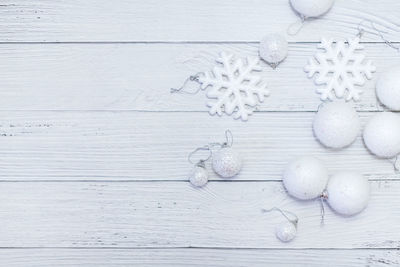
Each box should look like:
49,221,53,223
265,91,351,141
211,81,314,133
0,0,399,266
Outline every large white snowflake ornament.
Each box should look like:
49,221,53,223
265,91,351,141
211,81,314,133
198,52,269,121
304,37,376,101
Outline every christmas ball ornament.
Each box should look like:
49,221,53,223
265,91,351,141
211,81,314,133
283,156,329,200
363,112,400,158
259,33,288,67
326,172,370,216
212,147,242,178
275,221,297,242
376,66,400,111
290,0,335,18
313,102,360,149
189,166,208,187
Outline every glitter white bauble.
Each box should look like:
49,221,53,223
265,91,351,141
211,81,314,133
313,102,360,149
376,66,400,111
212,147,242,178
290,0,335,18
189,166,208,187
283,156,329,200
275,221,297,242
259,33,288,66
326,172,370,216
363,112,400,158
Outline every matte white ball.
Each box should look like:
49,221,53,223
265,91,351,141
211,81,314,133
259,33,288,65
313,102,360,149
189,166,208,187
376,65,400,111
283,156,329,200
275,221,297,242
363,112,400,158
212,147,242,178
290,0,334,18
326,172,370,216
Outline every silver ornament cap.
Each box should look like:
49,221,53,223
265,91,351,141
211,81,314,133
275,221,297,242
212,147,242,178
189,166,208,187
259,33,288,66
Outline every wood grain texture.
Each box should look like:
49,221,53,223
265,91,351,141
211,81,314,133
0,181,399,248
0,248,398,267
1,0,400,42
0,43,397,111
0,111,398,181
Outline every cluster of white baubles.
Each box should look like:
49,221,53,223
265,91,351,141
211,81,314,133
283,156,370,216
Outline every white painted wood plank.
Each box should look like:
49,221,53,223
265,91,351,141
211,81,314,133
0,181,398,248
0,248,398,267
0,43,397,111
0,112,398,181
1,0,400,42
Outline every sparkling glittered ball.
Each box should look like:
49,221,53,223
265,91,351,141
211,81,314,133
283,156,329,200
376,65,400,111
259,33,288,65
275,221,297,242
212,147,242,178
363,112,400,158
326,172,370,216
313,102,360,149
189,166,208,187
290,0,335,17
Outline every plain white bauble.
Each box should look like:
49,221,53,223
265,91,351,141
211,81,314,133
283,156,329,200
326,172,370,216
313,102,360,149
363,112,400,158
212,147,242,178
376,66,400,111
275,221,297,242
290,0,335,18
259,33,288,65
189,166,208,187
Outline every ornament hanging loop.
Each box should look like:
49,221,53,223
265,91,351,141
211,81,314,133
188,145,212,167
287,16,307,36
357,19,400,52
393,155,400,172
170,72,203,94
262,207,299,226
208,129,234,149
319,190,328,226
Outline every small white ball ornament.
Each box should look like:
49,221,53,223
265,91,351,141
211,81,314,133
189,166,208,187
212,147,242,178
313,102,360,149
363,112,400,158
259,34,288,67
283,156,329,200
275,221,297,242
326,172,370,216
376,66,400,111
290,0,335,18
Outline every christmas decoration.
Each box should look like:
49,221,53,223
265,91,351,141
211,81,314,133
283,156,329,200
262,207,298,243
376,65,400,111
290,0,335,18
326,172,370,216
305,37,376,101
199,52,269,121
259,33,288,68
363,112,400,158
313,102,360,149
212,147,242,178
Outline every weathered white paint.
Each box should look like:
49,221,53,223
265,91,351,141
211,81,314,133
0,112,398,181
0,43,397,111
1,0,400,42
0,249,398,267
0,181,399,248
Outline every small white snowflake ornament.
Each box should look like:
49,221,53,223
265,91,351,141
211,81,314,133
199,52,269,121
305,37,376,101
